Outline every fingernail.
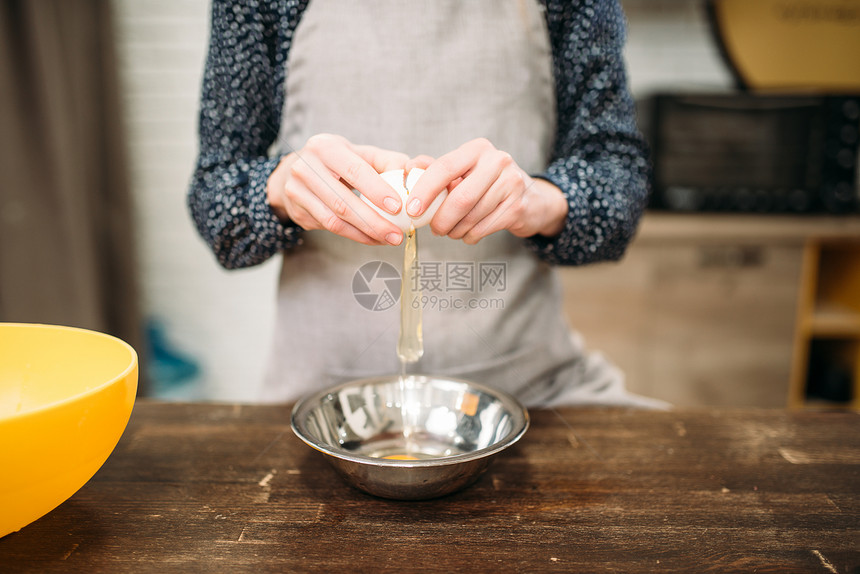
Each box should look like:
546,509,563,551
407,198,421,216
383,196,401,214
386,232,402,246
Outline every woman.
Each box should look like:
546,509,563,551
188,0,665,408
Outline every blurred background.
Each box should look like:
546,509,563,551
2,0,858,408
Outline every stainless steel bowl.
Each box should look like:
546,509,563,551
291,375,529,500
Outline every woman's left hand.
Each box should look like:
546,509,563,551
404,138,568,244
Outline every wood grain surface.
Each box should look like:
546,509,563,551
1,403,857,573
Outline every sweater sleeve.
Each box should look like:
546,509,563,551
526,0,650,266
187,0,309,270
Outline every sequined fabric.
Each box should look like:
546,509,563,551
188,0,649,269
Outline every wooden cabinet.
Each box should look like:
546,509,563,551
790,240,860,409
560,214,860,408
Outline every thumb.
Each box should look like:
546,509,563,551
352,144,410,173
406,154,434,173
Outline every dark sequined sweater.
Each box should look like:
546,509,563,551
188,0,649,269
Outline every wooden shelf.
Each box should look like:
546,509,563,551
790,239,860,410
797,397,860,411
811,305,860,337
638,213,860,243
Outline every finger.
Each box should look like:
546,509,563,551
284,176,371,239
405,154,434,173
281,174,319,230
352,144,411,174
407,138,505,218
291,155,403,245
289,182,385,245
334,143,407,214
462,188,533,244
286,202,318,232
461,199,516,245
447,169,519,239
305,135,403,215
430,151,511,236
406,144,482,217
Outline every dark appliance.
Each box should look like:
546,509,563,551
643,93,860,214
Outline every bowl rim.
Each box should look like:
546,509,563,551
0,322,138,422
291,374,529,468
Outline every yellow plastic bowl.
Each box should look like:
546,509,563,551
0,323,137,537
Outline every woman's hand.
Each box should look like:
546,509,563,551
267,133,410,246
404,138,568,244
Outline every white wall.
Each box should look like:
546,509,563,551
113,0,279,402
112,0,733,402
623,0,734,95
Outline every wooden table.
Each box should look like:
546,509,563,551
1,403,858,572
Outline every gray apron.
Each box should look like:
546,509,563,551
264,0,666,409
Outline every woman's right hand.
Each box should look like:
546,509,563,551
267,133,410,246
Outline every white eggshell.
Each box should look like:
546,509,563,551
360,168,447,234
